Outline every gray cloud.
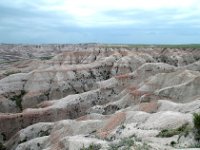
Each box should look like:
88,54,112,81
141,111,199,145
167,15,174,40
0,0,200,44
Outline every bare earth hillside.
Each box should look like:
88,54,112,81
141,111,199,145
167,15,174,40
0,44,200,150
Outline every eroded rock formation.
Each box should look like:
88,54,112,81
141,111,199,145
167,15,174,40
0,44,200,149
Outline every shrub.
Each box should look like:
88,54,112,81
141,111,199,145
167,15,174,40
10,90,26,111
119,137,134,148
39,56,53,60
80,143,101,150
170,141,176,147
38,129,51,137
134,142,151,150
0,142,7,150
193,113,200,142
108,137,134,150
3,70,21,76
188,143,200,148
157,123,190,138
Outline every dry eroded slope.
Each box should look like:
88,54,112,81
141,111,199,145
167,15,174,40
0,45,200,150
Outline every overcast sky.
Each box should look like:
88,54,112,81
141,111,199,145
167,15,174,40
0,0,200,44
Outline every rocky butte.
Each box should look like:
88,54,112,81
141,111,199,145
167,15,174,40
0,44,200,150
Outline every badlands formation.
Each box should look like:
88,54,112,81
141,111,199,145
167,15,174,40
0,44,200,150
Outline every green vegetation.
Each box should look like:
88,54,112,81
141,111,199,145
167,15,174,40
134,142,151,150
80,143,101,150
10,90,26,111
0,133,6,141
120,124,126,130
3,70,21,76
107,136,151,150
108,137,134,150
193,113,200,142
0,60,19,65
156,123,191,138
0,142,7,150
38,129,51,137
188,143,200,148
19,138,27,144
170,141,177,147
156,44,200,49
39,56,53,60
157,114,200,148
103,44,200,49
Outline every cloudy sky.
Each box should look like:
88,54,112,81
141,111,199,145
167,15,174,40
0,0,200,44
